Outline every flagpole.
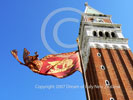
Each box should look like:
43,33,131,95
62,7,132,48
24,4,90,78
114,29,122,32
77,38,90,100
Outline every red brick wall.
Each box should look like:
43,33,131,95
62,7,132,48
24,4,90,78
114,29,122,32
85,48,133,100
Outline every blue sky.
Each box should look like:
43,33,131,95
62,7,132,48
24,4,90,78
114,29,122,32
0,0,133,100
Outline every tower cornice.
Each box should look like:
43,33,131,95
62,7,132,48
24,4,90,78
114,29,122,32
81,22,121,28
83,13,112,18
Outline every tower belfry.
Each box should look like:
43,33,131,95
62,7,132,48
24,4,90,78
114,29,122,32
79,3,133,100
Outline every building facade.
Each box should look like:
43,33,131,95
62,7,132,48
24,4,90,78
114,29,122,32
79,3,133,100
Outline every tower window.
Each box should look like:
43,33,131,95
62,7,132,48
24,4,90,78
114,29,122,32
101,65,105,70
105,80,110,86
97,53,101,57
111,32,116,38
105,32,110,37
99,31,104,37
110,97,115,100
93,31,97,37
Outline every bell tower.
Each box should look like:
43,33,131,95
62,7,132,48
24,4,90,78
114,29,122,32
79,3,133,100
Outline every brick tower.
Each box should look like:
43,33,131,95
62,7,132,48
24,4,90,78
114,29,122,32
79,3,133,100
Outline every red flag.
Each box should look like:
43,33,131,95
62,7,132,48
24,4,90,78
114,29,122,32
11,48,81,78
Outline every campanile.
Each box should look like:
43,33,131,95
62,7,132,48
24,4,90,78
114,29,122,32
79,3,133,100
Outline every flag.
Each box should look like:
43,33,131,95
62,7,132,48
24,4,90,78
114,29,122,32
11,48,81,78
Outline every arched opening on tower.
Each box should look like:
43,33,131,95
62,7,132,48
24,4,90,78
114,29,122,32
105,32,110,38
111,32,116,38
93,31,97,37
99,31,104,37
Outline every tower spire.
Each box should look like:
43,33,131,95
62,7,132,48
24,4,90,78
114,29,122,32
84,2,103,15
